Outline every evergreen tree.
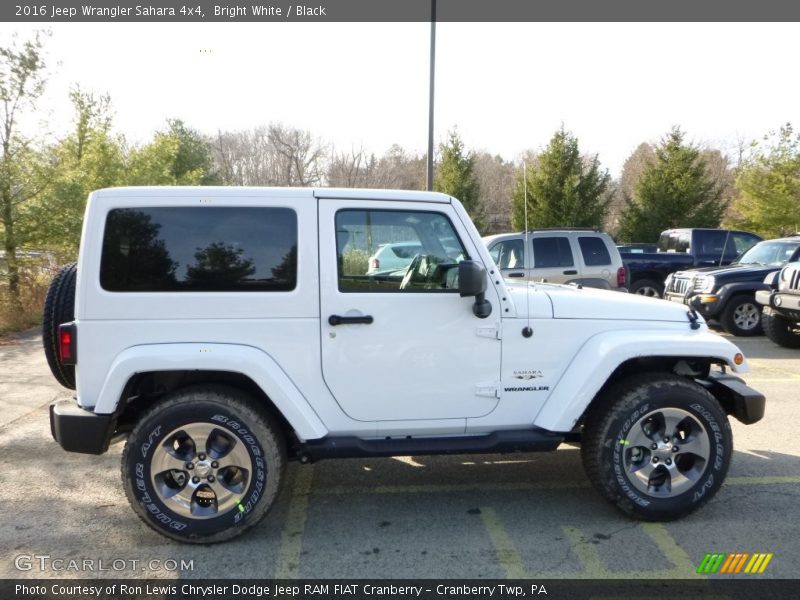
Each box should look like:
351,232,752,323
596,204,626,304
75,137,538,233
618,127,726,242
511,127,610,231
434,130,483,231
733,124,800,238
30,87,125,256
127,119,219,185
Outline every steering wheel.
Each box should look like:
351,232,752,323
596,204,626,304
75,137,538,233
399,254,427,290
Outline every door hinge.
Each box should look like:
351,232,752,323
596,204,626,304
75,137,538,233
476,323,501,340
475,384,500,399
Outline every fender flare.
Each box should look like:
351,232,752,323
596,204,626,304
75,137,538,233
532,329,745,432
91,343,328,441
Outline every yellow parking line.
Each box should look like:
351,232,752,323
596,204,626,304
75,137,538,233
726,475,800,486
480,507,527,579
746,360,800,380
563,526,607,578
639,522,701,576
275,466,314,579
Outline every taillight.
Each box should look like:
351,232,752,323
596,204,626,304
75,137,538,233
370,258,380,269
617,266,626,288
58,322,77,365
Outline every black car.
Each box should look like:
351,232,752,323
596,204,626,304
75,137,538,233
663,236,800,336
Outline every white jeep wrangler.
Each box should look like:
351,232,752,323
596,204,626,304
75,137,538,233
45,187,765,543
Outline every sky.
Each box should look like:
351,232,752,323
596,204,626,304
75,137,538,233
4,21,800,175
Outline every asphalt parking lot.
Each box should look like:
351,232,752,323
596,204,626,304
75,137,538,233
1,327,798,580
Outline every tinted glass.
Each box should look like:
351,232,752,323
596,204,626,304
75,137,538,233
493,239,525,269
532,237,574,268
578,237,611,266
337,209,467,292
100,207,297,292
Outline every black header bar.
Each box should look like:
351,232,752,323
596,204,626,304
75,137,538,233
4,0,800,23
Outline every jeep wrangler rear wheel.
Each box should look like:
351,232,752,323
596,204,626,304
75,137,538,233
581,374,731,520
122,386,286,543
762,310,800,349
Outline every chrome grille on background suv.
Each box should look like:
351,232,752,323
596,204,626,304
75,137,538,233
669,276,691,295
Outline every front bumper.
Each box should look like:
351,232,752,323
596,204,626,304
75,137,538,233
50,398,114,455
757,289,800,315
700,372,766,425
664,291,722,318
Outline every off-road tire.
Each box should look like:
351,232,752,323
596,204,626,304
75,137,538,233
720,294,763,336
630,279,663,298
581,373,732,520
762,310,800,349
42,263,77,390
122,386,286,543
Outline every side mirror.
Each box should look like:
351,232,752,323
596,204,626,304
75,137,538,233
458,261,492,319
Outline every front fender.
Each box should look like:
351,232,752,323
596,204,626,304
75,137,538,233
532,329,746,432
91,343,328,441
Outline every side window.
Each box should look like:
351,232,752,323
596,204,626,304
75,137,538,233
699,231,727,257
578,237,611,266
676,232,691,253
532,237,574,268
730,233,759,257
491,239,525,270
100,207,297,292
336,209,467,292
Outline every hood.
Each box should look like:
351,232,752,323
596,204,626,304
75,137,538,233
676,263,779,281
506,281,696,322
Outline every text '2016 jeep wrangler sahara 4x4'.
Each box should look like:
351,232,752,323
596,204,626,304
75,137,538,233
45,187,765,543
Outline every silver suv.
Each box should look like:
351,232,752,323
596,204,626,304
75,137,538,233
483,230,626,291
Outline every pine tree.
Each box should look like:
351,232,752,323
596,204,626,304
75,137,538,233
434,130,483,231
511,126,610,231
618,127,727,242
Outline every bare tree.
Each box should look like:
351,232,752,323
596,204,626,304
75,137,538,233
473,152,516,234
608,143,655,235
212,124,327,187
327,146,379,188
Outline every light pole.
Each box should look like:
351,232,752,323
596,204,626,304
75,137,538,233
426,0,436,191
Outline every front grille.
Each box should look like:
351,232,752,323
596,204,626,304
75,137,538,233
669,277,692,295
787,268,800,291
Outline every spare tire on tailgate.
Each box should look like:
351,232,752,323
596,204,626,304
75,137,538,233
42,263,77,390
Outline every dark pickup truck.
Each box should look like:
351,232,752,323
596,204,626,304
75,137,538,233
621,228,762,297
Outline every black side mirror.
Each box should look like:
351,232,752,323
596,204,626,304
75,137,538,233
458,261,492,319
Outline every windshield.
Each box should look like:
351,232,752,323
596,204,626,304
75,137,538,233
736,241,800,266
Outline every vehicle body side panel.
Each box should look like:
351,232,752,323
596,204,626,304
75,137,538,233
532,328,745,432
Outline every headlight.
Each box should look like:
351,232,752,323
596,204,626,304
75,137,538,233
764,271,779,286
695,275,715,293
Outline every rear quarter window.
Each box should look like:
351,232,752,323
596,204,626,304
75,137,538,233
100,206,297,292
578,236,612,266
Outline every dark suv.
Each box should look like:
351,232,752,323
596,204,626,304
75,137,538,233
663,237,800,336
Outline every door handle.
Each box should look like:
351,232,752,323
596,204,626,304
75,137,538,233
563,270,578,275
507,272,525,278
328,314,374,326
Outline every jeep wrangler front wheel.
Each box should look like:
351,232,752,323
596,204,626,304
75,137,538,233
581,374,731,520
122,386,286,543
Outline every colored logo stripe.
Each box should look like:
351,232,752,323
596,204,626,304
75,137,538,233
697,552,773,574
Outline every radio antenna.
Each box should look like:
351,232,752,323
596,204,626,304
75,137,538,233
522,161,533,338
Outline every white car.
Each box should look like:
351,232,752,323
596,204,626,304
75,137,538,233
45,186,764,543
367,242,423,274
